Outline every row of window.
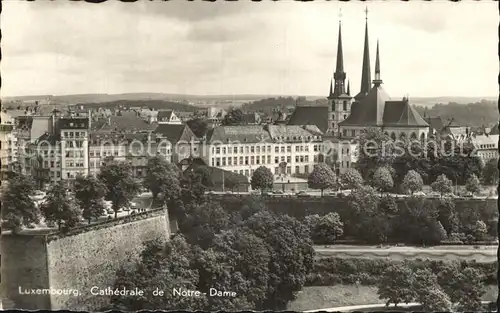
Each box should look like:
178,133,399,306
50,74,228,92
212,144,322,155
63,131,87,138
65,141,84,148
211,154,317,167
65,161,85,168
479,144,496,149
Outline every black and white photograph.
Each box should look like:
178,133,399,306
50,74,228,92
0,0,498,311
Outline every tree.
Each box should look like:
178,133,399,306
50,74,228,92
99,161,140,218
144,157,181,206
402,170,423,195
179,201,231,249
454,267,485,311
74,174,108,224
482,158,498,185
431,174,453,197
308,163,336,196
186,117,209,138
41,181,81,231
111,236,204,311
413,268,452,312
307,212,343,244
222,108,245,126
465,174,481,196
436,199,459,235
251,166,274,194
1,174,39,233
243,211,314,310
377,263,416,307
356,128,396,180
371,167,394,193
339,168,363,190
472,220,488,241
195,230,270,310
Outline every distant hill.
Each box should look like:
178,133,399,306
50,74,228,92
77,100,200,112
414,99,498,127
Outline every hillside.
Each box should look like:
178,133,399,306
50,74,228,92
414,99,498,127
241,97,324,114
77,100,200,112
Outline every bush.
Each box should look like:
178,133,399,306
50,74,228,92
306,257,497,287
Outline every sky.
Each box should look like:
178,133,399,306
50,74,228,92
2,1,498,98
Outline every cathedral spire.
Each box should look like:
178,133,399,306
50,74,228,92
373,40,383,86
329,78,333,97
355,7,372,100
347,80,350,96
332,15,347,97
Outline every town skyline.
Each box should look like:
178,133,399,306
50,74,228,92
2,1,497,98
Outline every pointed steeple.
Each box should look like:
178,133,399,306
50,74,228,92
328,79,333,98
347,80,350,96
332,15,347,97
355,7,372,101
373,40,383,86
335,22,344,74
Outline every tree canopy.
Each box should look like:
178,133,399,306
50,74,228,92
308,163,336,195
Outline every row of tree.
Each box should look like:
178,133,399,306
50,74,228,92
378,261,485,311
356,128,487,187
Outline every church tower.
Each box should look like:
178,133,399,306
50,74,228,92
354,8,372,101
327,17,353,136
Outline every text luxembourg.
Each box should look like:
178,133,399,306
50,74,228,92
90,287,144,296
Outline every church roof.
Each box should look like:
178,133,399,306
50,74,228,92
340,85,428,128
287,106,329,133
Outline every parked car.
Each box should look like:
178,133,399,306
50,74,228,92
296,191,311,198
273,190,284,195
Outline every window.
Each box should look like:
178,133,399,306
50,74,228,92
281,146,285,153
240,147,243,153
314,155,318,162
267,146,271,152
245,146,249,153
234,157,238,165
251,146,255,153
216,158,221,166
295,146,300,152
233,147,238,154
240,156,243,164
351,130,356,137
64,132,68,137
287,146,291,152
300,156,304,162
275,146,279,153
245,169,249,176
304,165,309,174
251,156,255,165
275,157,279,164
50,161,54,168
216,147,221,154
251,169,254,176
256,156,260,164
281,156,285,162
314,145,318,152
267,156,271,164
305,156,309,162
287,156,291,163
305,146,309,152
245,156,249,165
275,167,279,175
287,166,291,174
70,132,74,137
222,147,226,154
212,147,215,154
342,129,347,137
295,166,300,173
256,146,261,153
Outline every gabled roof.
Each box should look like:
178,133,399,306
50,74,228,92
158,110,174,121
340,86,428,128
154,124,197,144
98,113,158,133
287,106,329,133
207,125,271,144
383,100,428,127
184,162,249,185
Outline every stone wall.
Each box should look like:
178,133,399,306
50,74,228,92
1,208,170,310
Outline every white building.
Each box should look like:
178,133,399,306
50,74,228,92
0,111,18,182
203,124,324,179
470,134,499,164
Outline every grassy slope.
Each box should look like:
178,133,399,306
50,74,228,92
287,285,498,311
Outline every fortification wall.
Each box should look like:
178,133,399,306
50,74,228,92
1,209,170,311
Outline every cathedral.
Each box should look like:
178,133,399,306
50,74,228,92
326,12,429,141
